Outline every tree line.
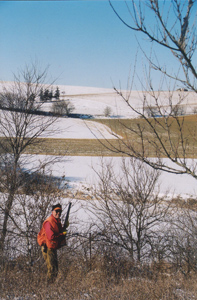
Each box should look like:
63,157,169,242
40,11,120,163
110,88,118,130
39,86,60,101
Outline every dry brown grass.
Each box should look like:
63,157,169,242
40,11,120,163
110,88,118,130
92,114,197,158
171,196,197,211
1,253,197,300
0,137,121,157
0,115,196,158
27,138,121,156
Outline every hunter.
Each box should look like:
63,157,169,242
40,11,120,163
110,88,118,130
37,203,69,283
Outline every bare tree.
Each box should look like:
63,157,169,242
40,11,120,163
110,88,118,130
104,106,112,117
97,0,197,179
90,158,169,262
110,0,197,91
51,99,75,116
0,64,59,253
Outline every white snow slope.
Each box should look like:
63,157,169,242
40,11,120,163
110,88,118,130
0,82,196,198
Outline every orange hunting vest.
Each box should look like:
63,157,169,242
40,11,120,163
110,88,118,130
37,215,63,249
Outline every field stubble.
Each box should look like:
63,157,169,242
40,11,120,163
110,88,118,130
0,115,197,157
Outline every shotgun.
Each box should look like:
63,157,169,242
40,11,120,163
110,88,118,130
63,202,72,230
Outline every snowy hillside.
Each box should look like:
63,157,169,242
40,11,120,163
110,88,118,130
0,81,196,198
1,81,196,118
42,84,197,117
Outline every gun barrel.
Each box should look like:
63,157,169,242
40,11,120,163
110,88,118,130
64,202,71,229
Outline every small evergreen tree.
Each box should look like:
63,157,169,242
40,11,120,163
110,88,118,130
39,88,44,101
54,87,60,100
49,90,53,100
43,89,50,101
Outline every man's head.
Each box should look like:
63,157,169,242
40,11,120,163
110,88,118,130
52,203,62,219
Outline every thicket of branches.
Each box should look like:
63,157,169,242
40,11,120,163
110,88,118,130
0,155,196,299
87,158,197,273
1,155,196,274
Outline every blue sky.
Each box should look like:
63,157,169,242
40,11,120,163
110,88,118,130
0,0,195,90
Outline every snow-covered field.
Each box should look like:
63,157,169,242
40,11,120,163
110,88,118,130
0,82,196,198
41,84,197,117
41,84,197,199
1,81,196,117
26,154,197,200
